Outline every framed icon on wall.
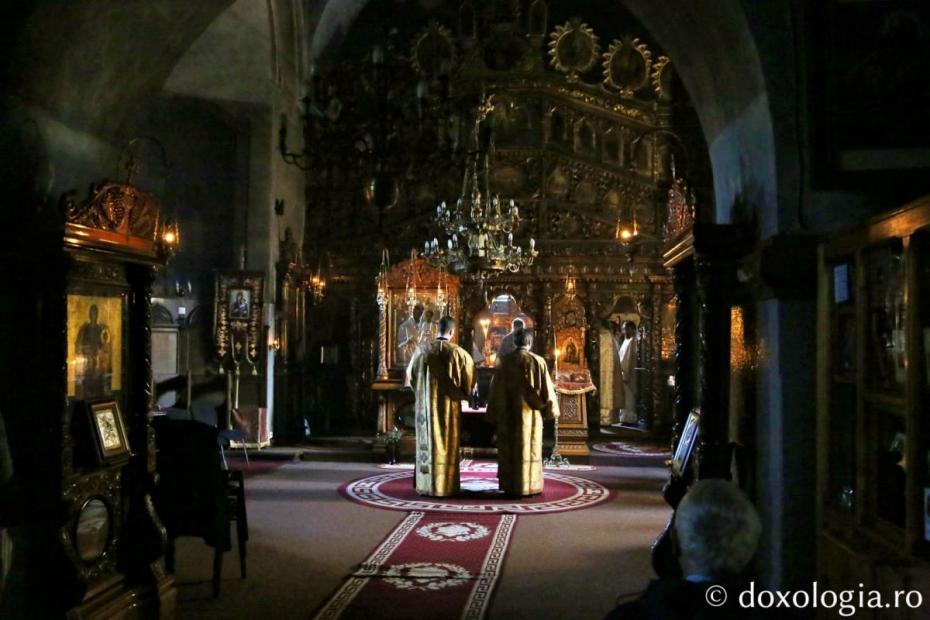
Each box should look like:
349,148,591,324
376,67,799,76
215,271,264,374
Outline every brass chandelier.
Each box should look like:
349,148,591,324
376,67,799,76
422,96,537,279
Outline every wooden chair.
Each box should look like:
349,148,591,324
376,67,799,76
151,418,248,597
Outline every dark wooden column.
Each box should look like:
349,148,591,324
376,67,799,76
122,264,168,587
670,259,696,448
694,251,733,479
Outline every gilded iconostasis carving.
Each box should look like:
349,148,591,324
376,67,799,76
291,0,711,437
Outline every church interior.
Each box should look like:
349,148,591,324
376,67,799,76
2,0,930,618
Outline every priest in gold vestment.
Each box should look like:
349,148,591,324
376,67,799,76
488,330,560,496
406,316,475,497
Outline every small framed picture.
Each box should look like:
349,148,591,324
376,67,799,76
672,409,701,477
86,401,131,464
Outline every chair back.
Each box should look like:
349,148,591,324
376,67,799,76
151,418,230,551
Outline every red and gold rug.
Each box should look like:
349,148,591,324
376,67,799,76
341,468,610,515
312,511,516,620
376,460,596,472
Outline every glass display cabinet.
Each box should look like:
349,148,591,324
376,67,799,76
817,194,930,608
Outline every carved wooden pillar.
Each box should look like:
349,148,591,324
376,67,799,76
122,264,167,587
671,260,696,448
695,253,733,479
542,280,553,357
273,266,293,441
375,283,389,380
585,279,599,430
650,280,667,433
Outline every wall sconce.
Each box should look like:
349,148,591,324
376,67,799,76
174,280,192,297
306,251,328,303
269,336,281,353
158,217,181,260
308,270,326,303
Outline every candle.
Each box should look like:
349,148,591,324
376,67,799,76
529,237,535,251
553,333,559,376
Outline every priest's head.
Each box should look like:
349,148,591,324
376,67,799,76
514,329,532,350
622,320,637,339
438,316,455,338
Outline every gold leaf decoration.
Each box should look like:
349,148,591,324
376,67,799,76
602,37,652,97
548,18,600,79
652,56,674,102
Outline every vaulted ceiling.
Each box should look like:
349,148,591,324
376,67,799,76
2,0,780,228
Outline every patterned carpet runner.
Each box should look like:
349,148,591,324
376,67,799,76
313,511,516,620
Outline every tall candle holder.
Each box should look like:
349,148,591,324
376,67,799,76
544,415,570,467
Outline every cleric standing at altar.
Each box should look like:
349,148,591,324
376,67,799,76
406,316,475,497
487,330,560,496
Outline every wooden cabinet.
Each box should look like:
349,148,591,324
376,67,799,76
0,182,175,617
818,195,930,613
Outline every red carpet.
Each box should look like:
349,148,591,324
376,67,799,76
341,469,610,515
313,511,516,620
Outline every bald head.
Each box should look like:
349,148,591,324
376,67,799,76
674,479,761,578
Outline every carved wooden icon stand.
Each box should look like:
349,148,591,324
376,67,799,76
551,293,594,456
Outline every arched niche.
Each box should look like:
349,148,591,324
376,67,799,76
547,108,569,145
574,119,596,154
152,303,174,326
471,294,535,368
603,127,621,164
